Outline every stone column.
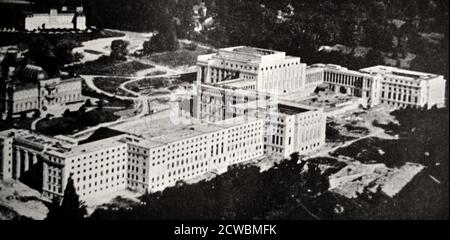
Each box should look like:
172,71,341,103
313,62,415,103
32,153,38,165
14,148,21,180
42,161,48,194
31,153,38,180
23,151,29,173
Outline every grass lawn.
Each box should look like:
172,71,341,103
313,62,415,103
0,117,38,132
125,77,171,93
124,72,196,94
82,81,135,108
147,48,210,67
64,56,154,76
145,70,167,76
93,77,136,97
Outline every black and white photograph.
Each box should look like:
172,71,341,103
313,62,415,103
0,0,448,226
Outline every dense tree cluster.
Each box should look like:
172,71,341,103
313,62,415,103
25,36,80,76
29,0,448,78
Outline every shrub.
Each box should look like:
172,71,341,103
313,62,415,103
184,42,197,51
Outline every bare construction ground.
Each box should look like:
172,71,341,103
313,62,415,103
0,180,48,220
306,105,424,200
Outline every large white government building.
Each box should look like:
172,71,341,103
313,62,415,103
0,116,265,200
1,45,446,202
190,46,328,159
190,83,326,159
360,65,446,109
196,46,314,96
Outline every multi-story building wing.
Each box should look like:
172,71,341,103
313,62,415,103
197,46,309,95
58,137,129,199
0,116,265,200
126,116,265,192
0,129,128,200
255,102,326,158
192,47,327,159
360,65,446,109
194,84,271,122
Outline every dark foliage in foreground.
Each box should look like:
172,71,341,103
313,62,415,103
46,175,87,220
90,153,334,220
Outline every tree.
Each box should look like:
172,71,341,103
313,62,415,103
46,175,87,220
54,38,79,64
142,2,179,54
63,109,72,117
78,105,86,114
33,110,41,118
110,39,129,61
363,49,385,67
301,163,330,196
97,99,105,109
46,196,62,220
84,99,93,107
60,175,87,219
26,37,60,76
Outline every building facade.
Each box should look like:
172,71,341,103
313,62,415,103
126,117,265,193
1,52,84,118
255,102,326,158
0,116,265,200
25,7,86,31
360,65,446,109
196,46,309,95
306,64,382,107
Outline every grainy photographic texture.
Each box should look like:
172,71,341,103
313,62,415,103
0,0,448,221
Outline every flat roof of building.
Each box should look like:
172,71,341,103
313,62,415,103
231,46,279,56
218,46,286,58
0,128,75,152
215,78,256,88
307,63,372,77
127,116,261,149
0,128,127,158
360,65,442,80
58,135,127,157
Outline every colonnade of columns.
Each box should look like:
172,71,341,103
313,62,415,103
12,147,39,180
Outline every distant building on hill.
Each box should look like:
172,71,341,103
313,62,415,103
24,6,86,31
